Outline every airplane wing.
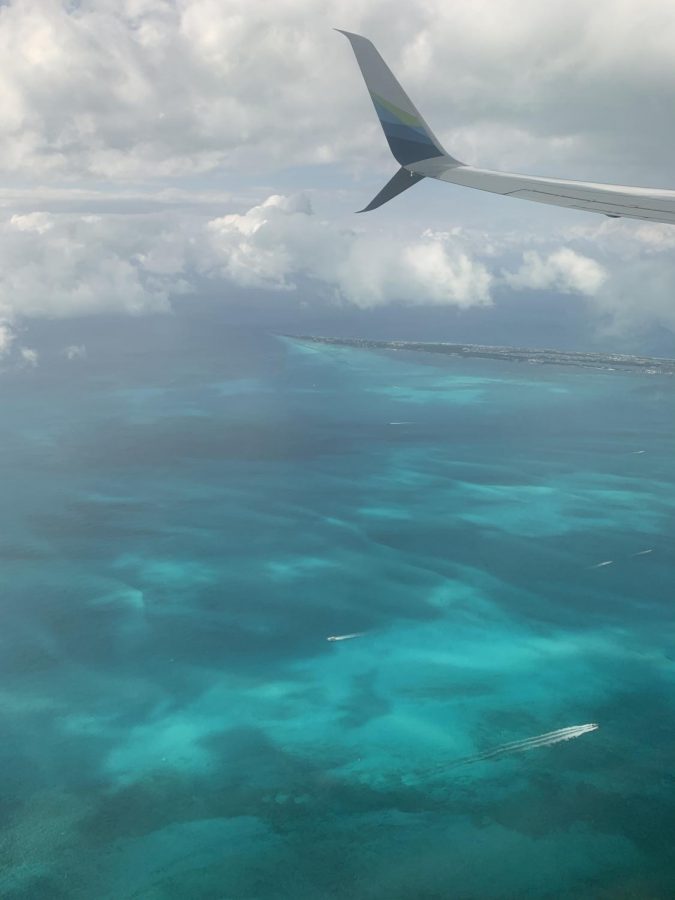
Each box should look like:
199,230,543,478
413,158,675,225
337,30,675,224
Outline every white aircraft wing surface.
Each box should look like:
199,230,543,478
338,30,675,224
414,157,675,224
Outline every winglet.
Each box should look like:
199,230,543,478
337,29,460,168
357,167,425,212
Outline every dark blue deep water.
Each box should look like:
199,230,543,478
1,325,674,899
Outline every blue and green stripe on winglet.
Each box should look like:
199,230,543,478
370,92,445,165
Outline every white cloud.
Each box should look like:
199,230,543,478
532,221,675,335
0,210,188,321
204,194,493,308
1,189,674,343
64,344,87,360
504,248,607,296
0,0,673,347
584,257,675,337
19,347,38,367
1,0,675,181
6,188,675,342
9,212,54,234
0,194,493,324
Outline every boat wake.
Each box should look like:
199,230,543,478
447,723,599,768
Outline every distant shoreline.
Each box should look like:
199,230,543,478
285,335,675,377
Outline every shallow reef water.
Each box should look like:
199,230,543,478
0,326,674,898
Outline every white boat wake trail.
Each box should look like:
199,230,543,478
448,723,599,768
326,632,365,642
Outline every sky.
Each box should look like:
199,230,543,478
4,0,675,364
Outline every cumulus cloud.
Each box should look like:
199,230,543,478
0,210,189,322
2,188,675,343
521,219,675,335
0,194,493,325
582,257,675,337
1,0,675,180
503,248,607,296
0,0,358,179
6,187,675,342
204,194,493,307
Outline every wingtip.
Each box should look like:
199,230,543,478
334,28,365,42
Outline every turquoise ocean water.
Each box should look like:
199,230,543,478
1,327,674,899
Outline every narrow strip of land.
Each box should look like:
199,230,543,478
288,335,675,376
